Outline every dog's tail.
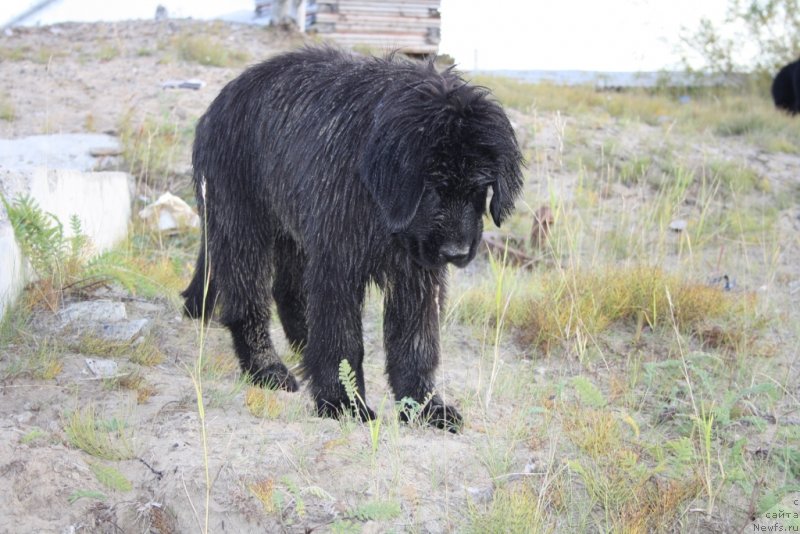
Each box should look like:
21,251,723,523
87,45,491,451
181,244,218,320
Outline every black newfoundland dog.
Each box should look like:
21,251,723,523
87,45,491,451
772,58,800,114
183,46,523,431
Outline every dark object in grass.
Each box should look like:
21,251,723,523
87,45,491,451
182,46,524,432
772,58,800,114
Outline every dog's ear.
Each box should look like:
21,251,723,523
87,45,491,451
489,160,524,227
489,180,509,227
360,113,428,232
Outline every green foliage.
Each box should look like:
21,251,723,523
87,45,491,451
338,358,361,415
571,376,607,408
349,500,402,521
20,428,46,444
2,195,80,284
174,34,249,67
64,407,135,461
2,194,156,306
89,462,133,492
467,484,547,533
0,93,15,121
68,490,107,504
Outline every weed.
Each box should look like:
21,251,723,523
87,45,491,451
3,195,155,308
97,44,121,62
173,34,249,67
20,428,46,445
64,406,135,460
103,369,155,404
118,110,191,189
68,490,107,504
244,386,283,419
467,483,548,533
129,338,166,367
249,478,278,514
348,499,402,521
0,94,15,121
89,461,133,492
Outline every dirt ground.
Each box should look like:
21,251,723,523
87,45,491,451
1,18,798,534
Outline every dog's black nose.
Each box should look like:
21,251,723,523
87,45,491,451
440,243,470,264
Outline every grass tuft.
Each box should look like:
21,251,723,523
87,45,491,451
173,34,249,67
64,406,135,461
244,387,284,419
467,483,548,533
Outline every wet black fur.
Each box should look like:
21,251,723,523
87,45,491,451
772,58,800,114
182,46,524,431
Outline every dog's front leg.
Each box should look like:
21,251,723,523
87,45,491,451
384,267,463,432
303,270,375,422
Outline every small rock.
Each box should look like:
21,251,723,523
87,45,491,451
93,318,150,343
161,79,205,90
138,192,200,232
465,485,494,503
59,300,127,325
85,358,119,378
669,219,688,232
709,274,734,291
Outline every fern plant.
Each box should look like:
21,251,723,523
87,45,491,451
2,194,146,308
338,358,362,416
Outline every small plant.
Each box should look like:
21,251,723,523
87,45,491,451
244,386,283,419
348,499,402,521
89,461,133,492
0,93,15,121
467,483,548,533
249,478,278,514
173,34,249,67
64,406,135,461
20,428,47,445
339,359,384,453
3,195,151,308
68,490,107,504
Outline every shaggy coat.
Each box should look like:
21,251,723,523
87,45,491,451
772,58,800,114
183,46,523,431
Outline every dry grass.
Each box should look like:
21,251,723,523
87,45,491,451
173,34,250,67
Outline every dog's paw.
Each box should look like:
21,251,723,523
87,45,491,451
399,398,463,433
250,363,299,392
316,398,376,422
424,403,463,433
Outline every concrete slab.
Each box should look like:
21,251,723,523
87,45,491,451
0,134,132,322
0,134,121,172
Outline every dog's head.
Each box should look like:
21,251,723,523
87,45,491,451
361,66,524,269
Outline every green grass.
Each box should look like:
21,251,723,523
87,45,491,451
0,93,15,121
173,34,250,67
64,406,135,461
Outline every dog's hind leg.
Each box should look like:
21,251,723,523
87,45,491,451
215,224,299,392
272,233,308,351
384,267,463,432
182,235,219,319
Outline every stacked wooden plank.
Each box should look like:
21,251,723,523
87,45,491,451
307,0,441,55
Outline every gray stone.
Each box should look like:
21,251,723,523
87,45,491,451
465,485,494,503
91,318,150,343
669,219,688,232
84,358,119,378
59,300,127,325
